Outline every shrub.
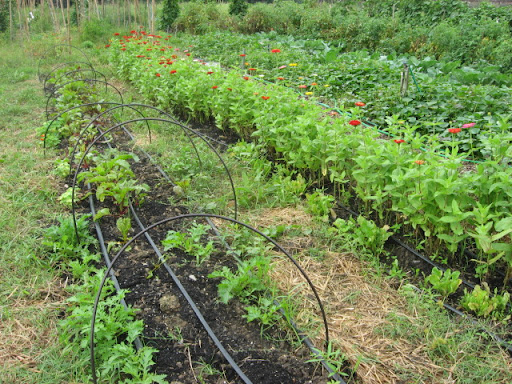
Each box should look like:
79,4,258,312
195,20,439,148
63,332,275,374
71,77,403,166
229,0,248,17
0,0,11,33
240,3,278,34
160,0,180,32
80,19,115,43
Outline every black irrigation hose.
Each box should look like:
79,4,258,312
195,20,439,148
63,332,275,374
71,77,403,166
336,202,484,291
117,126,346,381
407,285,512,355
336,201,512,352
90,213,331,384
86,184,143,351
37,44,94,82
45,79,124,120
70,118,238,244
42,61,96,91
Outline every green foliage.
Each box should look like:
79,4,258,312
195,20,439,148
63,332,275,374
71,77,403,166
229,0,248,17
460,283,510,321
42,214,96,264
60,273,167,384
306,342,347,379
162,222,214,265
332,216,392,256
116,217,132,243
305,190,334,222
425,267,462,299
80,19,116,43
77,150,149,213
159,0,180,32
0,0,11,33
208,255,272,304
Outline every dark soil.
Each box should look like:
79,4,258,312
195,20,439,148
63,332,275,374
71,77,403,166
81,132,334,384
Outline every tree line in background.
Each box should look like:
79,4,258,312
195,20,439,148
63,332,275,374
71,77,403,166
1,0,512,71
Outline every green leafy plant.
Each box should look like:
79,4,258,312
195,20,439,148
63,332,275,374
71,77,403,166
162,222,214,265
160,0,180,32
208,255,272,304
306,190,335,222
77,150,149,213
460,283,510,321
116,216,132,243
425,267,462,299
332,216,392,256
306,341,347,378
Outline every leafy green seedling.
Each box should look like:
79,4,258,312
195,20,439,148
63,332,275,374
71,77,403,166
425,267,462,299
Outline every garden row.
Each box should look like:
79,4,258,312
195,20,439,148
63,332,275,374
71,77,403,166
171,0,512,71
108,31,512,293
39,47,343,383
166,29,512,159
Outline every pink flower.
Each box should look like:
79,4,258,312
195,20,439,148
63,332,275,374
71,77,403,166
462,122,476,129
298,85,307,89
278,65,287,69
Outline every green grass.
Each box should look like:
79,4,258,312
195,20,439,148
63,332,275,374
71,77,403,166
0,36,89,384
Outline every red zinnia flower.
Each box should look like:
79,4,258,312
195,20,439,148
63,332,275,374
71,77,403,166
114,32,120,36
394,139,405,144
448,128,461,134
349,120,361,126
261,96,270,100
355,102,366,107
227,88,232,91
207,71,214,75
239,54,246,57
170,70,177,74
130,30,136,34
186,53,191,56
311,82,317,86
277,77,284,80
155,73,161,77
248,68,256,71
243,76,249,80
415,160,425,165
271,49,281,53
212,85,218,89
105,44,110,48
121,48,126,51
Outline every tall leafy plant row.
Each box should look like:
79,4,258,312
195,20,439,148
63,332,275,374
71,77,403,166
108,32,512,285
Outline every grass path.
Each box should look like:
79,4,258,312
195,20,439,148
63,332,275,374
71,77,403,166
0,38,86,384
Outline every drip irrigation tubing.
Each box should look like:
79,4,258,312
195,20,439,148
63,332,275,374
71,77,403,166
37,44,94,82
45,79,124,120
86,183,143,351
70,117,239,245
407,284,512,355
118,121,345,381
117,124,347,381
84,125,251,381
336,201,512,352
89,213,332,384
